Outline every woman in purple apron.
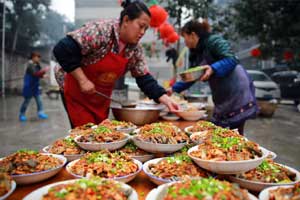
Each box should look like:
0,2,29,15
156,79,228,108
170,20,258,134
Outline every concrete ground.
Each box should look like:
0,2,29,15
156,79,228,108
0,95,300,169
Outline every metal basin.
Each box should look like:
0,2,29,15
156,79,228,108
111,106,161,126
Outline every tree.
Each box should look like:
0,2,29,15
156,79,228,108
230,0,300,60
1,0,51,53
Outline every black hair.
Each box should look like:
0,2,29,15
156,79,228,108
181,19,211,38
30,52,41,59
120,0,151,24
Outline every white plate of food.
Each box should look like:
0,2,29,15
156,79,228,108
258,184,300,200
67,123,97,135
143,156,211,185
188,139,268,174
23,177,138,200
0,150,66,185
117,142,154,163
131,123,188,153
146,177,258,200
184,120,218,135
0,174,16,200
100,119,137,134
74,125,129,151
42,137,86,162
189,126,242,144
66,151,142,183
229,159,300,192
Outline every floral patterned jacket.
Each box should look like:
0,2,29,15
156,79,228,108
54,18,149,90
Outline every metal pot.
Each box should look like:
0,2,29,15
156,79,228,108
111,106,161,126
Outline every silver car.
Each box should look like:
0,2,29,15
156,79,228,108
247,70,281,100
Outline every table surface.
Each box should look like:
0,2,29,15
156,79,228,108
7,121,195,200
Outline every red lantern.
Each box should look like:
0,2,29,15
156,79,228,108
167,32,179,43
283,51,294,61
250,48,261,57
158,23,174,39
149,5,168,28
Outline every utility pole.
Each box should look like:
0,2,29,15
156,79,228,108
1,0,6,98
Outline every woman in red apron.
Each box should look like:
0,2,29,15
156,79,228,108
53,1,178,127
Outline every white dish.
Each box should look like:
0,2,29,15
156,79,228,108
116,126,137,134
260,147,277,160
175,110,207,121
146,181,258,200
0,180,16,200
130,154,155,163
66,158,142,183
2,153,67,185
67,125,98,134
143,158,171,185
132,136,186,154
42,145,84,162
23,179,138,200
188,145,268,174
189,130,209,144
184,125,207,136
229,164,300,192
259,185,294,200
161,114,180,121
74,134,129,151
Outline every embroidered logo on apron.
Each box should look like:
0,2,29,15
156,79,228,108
97,72,118,85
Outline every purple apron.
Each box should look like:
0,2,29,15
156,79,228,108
200,56,258,128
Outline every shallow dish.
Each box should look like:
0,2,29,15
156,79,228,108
42,145,84,162
132,136,186,154
175,110,207,121
188,145,268,174
229,164,300,192
146,180,258,200
258,185,295,200
66,158,142,183
0,180,16,200
74,134,129,151
130,154,155,163
23,179,138,200
1,153,67,185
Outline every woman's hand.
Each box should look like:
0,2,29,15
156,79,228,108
70,67,96,94
159,94,179,112
79,79,96,94
200,65,214,81
166,87,173,96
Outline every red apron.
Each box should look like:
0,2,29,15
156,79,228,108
64,51,128,127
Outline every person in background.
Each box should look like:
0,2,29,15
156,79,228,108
165,47,178,68
19,52,49,121
168,20,258,134
53,0,178,128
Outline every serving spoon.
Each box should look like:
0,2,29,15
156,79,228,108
95,90,136,108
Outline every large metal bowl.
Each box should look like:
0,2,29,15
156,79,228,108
111,106,162,126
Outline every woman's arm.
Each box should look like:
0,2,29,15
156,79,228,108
172,81,196,93
208,35,239,77
53,36,95,94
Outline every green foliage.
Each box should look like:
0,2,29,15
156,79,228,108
230,0,300,60
0,0,74,54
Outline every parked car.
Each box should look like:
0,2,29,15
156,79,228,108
271,70,300,104
247,70,281,100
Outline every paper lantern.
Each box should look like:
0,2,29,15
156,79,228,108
158,23,174,39
167,32,179,43
149,5,168,28
283,51,294,61
250,48,261,57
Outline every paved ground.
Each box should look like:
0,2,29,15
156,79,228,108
0,95,300,169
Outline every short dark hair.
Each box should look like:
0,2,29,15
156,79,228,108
30,52,41,59
120,0,151,24
181,19,211,38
